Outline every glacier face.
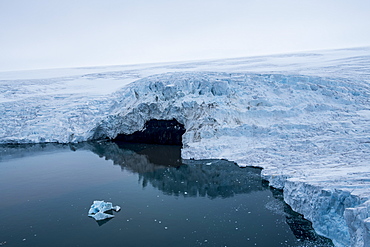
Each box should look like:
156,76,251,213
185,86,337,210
1,47,370,246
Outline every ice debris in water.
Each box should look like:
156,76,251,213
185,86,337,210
88,200,121,221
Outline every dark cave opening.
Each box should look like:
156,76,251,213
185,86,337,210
114,119,186,146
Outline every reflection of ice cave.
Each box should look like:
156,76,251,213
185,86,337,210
93,140,265,198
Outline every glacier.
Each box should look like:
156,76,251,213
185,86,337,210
1,47,370,246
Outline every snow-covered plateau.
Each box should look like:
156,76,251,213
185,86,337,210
1,47,370,246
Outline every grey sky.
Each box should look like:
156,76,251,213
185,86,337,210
1,0,370,72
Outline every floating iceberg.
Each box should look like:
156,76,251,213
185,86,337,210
88,200,121,221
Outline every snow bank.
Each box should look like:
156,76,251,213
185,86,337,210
1,47,370,246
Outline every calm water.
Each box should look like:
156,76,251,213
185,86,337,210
0,142,333,247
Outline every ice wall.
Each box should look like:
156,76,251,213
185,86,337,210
1,47,370,246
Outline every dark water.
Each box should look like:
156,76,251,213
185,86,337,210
0,142,333,247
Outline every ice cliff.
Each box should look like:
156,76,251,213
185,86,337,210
1,47,370,246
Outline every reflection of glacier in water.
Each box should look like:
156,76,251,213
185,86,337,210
141,159,264,199
87,141,264,198
86,141,333,245
0,142,333,246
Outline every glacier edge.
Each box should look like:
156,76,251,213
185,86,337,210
1,48,370,247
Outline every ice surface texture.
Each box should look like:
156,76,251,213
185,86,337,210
1,47,370,246
88,200,121,221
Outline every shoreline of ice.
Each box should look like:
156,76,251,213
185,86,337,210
1,47,370,246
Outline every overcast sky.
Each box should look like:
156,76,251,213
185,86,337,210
1,0,370,72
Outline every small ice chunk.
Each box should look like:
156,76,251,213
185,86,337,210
88,200,121,221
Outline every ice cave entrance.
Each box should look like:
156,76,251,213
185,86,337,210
114,119,186,146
